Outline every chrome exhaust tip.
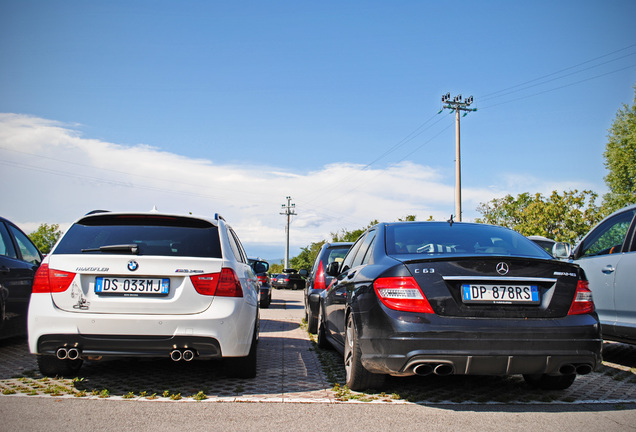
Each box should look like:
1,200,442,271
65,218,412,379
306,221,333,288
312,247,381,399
170,349,183,362
56,348,68,360
434,363,454,376
67,348,80,360
413,363,434,376
182,349,195,362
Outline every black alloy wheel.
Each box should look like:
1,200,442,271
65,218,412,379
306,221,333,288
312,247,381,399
344,314,385,391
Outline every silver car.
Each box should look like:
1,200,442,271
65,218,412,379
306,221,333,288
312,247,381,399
571,204,636,344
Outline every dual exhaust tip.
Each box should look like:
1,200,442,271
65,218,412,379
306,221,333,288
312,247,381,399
413,363,454,377
559,363,593,375
56,347,81,361
170,349,195,362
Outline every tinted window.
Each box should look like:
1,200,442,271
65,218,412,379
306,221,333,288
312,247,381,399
324,246,350,266
352,230,376,267
54,215,222,258
340,236,365,273
580,209,635,257
385,223,551,259
9,225,41,264
0,222,17,260
228,228,247,263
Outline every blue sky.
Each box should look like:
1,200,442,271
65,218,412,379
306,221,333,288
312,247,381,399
1,1,635,261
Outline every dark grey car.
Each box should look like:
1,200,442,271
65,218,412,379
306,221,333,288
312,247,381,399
304,242,353,334
0,216,42,338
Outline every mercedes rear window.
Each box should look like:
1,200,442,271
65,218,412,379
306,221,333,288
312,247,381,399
386,223,551,259
53,215,222,258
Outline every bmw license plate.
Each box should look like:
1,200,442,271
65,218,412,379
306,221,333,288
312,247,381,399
95,277,170,296
462,284,539,305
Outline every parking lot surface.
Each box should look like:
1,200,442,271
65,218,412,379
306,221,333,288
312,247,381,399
1,289,636,404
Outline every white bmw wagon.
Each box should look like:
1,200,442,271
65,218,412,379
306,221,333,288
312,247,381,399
28,211,261,378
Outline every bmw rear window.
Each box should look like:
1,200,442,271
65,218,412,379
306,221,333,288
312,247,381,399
53,214,222,258
386,223,551,259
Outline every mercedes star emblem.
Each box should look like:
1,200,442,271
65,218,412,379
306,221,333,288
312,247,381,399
496,262,509,275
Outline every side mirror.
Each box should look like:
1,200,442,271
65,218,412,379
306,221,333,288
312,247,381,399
299,269,309,277
252,260,269,274
552,242,571,260
325,261,341,277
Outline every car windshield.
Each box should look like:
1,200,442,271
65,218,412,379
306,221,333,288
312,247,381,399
53,214,222,258
385,223,551,259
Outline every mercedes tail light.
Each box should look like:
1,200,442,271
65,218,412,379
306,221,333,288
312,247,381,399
191,268,243,297
32,264,76,294
314,261,327,290
374,276,433,313
568,280,595,315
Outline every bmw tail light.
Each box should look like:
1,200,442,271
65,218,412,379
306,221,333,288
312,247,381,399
374,276,434,313
191,268,243,297
568,280,595,315
191,273,218,296
257,275,268,285
314,261,327,290
32,264,76,294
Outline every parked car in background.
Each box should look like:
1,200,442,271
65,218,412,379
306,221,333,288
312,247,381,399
528,235,556,254
317,221,601,391
272,268,307,290
249,258,271,308
304,242,353,333
0,216,43,339
28,211,260,378
571,204,636,345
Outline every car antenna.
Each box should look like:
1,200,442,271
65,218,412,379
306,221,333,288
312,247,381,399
447,214,454,226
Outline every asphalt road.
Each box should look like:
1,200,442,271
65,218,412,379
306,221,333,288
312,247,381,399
1,289,636,431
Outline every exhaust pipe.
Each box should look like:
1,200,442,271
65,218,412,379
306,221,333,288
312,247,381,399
67,348,80,360
170,349,183,362
56,348,68,360
413,364,434,376
183,349,195,362
434,363,454,376
576,364,593,375
559,364,576,375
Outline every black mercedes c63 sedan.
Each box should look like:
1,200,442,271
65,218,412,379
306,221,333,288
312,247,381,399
316,221,602,391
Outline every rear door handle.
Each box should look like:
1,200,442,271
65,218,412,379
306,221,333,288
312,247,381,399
602,265,615,274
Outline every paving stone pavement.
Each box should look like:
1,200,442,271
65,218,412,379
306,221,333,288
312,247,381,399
1,289,636,404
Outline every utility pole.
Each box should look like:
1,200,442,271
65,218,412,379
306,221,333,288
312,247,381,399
280,196,296,269
440,93,477,222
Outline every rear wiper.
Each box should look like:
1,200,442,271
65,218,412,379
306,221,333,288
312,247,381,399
81,244,139,254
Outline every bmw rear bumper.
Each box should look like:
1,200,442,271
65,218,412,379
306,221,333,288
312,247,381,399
28,294,257,359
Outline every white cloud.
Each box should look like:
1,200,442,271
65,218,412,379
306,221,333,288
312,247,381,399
0,113,596,259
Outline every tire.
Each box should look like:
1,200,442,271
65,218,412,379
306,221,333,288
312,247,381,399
224,325,258,379
316,305,331,350
260,297,270,308
36,355,83,377
344,314,385,391
307,309,318,334
523,373,576,390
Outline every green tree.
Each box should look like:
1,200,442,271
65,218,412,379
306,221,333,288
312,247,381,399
476,190,601,243
603,85,636,213
330,220,379,243
29,223,62,254
289,240,325,271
